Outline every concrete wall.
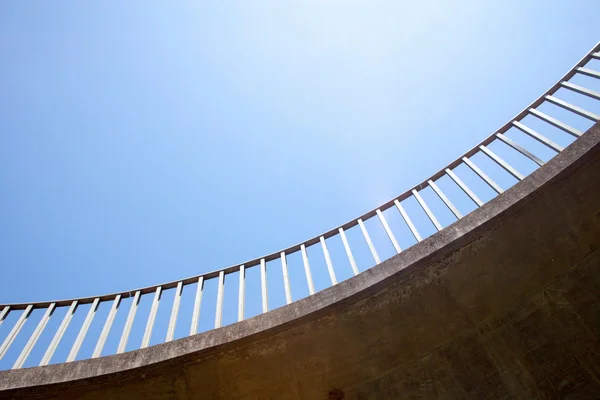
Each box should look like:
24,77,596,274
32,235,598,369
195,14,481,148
1,122,600,399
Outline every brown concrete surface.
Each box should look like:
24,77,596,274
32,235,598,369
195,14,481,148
1,122,600,399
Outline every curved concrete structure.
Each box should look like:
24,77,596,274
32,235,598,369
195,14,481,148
1,121,599,398
2,44,600,393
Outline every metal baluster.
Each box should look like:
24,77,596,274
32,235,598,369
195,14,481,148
141,287,162,348
190,277,204,335
462,157,504,194
67,298,100,362
40,301,77,365
479,145,525,180
545,95,600,121
412,189,442,231
394,199,422,242
512,121,563,152
0,306,9,327
93,295,121,358
0,305,33,361
338,227,359,276
117,291,140,354
319,236,337,285
428,180,462,219
358,218,380,264
445,168,484,207
166,282,183,342
577,67,600,79
238,266,245,322
260,259,268,313
529,108,582,137
280,253,292,304
301,244,316,295
13,304,55,369
561,81,600,101
376,209,401,253
496,134,544,166
215,271,225,328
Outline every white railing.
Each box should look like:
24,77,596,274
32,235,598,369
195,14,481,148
1,42,599,370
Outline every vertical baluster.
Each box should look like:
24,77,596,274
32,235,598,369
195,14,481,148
462,157,504,194
238,266,245,322
117,291,140,354
545,95,600,121
394,199,422,242
412,189,442,231
0,306,9,327
280,253,292,304
529,108,582,137
13,304,55,369
428,180,462,219
141,287,162,349
40,301,77,365
479,145,525,180
577,67,600,79
215,271,225,328
445,168,484,207
67,298,100,362
320,236,337,285
338,228,359,276
260,259,268,313
376,209,401,253
301,244,316,295
190,277,204,335
496,134,544,166
93,295,121,358
561,81,600,101
358,218,380,264
166,282,183,342
0,305,33,361
512,121,563,152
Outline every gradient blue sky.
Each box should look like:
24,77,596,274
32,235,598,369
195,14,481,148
1,2,599,311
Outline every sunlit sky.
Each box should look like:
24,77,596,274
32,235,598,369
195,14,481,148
1,1,599,304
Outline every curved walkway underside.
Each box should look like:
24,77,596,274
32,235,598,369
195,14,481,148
1,120,600,398
2,43,600,384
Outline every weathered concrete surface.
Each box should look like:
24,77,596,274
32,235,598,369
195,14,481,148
1,122,600,399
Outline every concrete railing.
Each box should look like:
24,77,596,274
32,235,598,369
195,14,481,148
1,42,599,371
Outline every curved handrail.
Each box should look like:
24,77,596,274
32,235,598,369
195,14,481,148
2,42,599,310
1,42,599,370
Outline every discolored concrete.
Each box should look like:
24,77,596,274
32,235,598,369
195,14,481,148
1,122,600,399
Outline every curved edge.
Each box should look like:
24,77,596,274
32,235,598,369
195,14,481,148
0,121,598,393
3,42,599,310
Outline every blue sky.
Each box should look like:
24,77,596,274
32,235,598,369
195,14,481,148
1,1,600,367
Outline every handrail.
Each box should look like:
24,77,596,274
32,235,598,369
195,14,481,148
1,41,599,369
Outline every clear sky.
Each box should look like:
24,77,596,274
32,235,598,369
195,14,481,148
1,1,600,366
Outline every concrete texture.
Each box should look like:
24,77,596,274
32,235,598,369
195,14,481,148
1,122,600,399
